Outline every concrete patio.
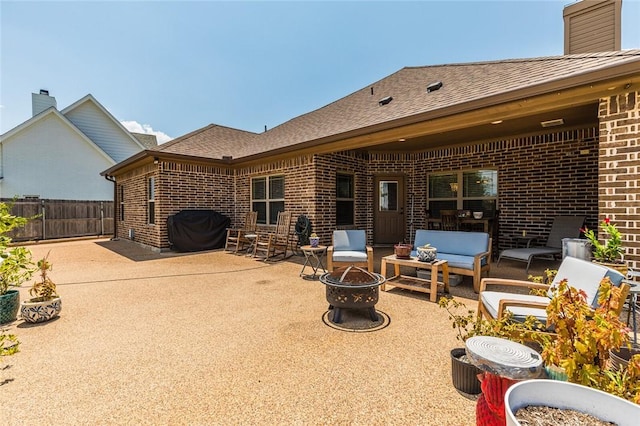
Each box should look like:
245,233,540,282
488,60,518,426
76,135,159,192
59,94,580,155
1,238,560,425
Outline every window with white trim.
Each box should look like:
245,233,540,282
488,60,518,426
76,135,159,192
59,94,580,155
251,175,284,225
427,169,497,217
119,185,125,222
148,176,155,225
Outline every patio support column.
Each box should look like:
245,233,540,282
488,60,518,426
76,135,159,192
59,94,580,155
598,90,639,270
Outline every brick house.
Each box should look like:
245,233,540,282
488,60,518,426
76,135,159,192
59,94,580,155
102,50,640,270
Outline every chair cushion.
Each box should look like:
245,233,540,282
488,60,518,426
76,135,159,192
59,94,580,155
481,291,549,322
332,251,369,263
437,253,477,270
549,256,610,308
413,230,489,257
333,230,366,251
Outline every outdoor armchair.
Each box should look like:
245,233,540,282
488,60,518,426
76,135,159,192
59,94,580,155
478,256,629,323
497,216,585,274
327,230,374,272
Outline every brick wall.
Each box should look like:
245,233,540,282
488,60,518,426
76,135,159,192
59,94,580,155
360,128,600,252
117,126,605,257
599,90,639,269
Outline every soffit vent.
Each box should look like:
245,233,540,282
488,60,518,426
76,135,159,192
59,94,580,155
541,118,565,128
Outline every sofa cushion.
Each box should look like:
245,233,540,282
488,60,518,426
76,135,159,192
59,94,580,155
333,251,369,263
481,291,549,322
413,230,489,257
333,230,366,251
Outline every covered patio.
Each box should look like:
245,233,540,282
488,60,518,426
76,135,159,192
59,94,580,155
0,237,573,425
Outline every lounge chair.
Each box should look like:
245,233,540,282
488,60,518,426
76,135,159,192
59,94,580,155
497,216,585,274
478,256,629,323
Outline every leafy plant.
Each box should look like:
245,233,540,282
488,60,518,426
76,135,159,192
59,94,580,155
582,218,624,263
0,201,35,295
541,277,636,400
0,327,19,358
28,252,58,302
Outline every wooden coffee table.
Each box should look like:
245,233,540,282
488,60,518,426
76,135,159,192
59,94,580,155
380,255,449,302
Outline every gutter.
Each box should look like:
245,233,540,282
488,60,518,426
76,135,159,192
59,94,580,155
104,174,118,240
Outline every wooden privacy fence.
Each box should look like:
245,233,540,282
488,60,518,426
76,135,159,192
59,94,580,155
3,199,114,242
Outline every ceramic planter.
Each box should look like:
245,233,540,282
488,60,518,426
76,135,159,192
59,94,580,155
450,348,482,395
0,290,20,324
505,379,640,426
309,237,320,247
416,246,437,262
20,297,62,323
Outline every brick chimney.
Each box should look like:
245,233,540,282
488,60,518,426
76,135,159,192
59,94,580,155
564,0,622,54
31,89,57,116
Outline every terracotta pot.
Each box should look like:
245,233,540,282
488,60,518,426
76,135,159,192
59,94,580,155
394,243,412,259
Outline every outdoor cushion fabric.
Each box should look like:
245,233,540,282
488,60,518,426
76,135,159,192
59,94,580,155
332,230,366,251
412,230,489,258
332,251,369,263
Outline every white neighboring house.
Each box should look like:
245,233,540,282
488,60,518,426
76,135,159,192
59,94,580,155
0,90,147,201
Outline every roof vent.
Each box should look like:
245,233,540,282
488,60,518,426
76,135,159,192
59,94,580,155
39,89,49,95
222,155,233,161
541,118,564,128
426,81,443,93
378,96,393,106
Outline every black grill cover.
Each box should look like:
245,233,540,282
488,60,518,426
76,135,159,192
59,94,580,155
167,210,230,252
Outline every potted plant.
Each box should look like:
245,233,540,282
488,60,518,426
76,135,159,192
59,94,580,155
505,380,640,426
438,297,545,395
20,252,61,323
582,217,627,275
416,243,437,262
0,201,35,324
540,278,631,387
393,242,412,259
309,233,320,247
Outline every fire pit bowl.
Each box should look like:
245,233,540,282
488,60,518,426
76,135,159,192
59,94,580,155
319,265,385,324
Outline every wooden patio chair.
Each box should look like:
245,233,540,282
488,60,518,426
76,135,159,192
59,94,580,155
225,211,258,253
440,209,459,231
477,256,629,324
253,211,293,261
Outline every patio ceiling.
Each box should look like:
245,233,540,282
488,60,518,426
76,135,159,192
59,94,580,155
367,103,599,152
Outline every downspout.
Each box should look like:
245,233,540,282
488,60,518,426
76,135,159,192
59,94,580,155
105,175,118,240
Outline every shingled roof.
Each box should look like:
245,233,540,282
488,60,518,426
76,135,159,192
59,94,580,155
145,50,640,162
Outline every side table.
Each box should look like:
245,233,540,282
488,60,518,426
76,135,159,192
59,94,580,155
465,336,543,426
244,233,258,256
299,245,327,280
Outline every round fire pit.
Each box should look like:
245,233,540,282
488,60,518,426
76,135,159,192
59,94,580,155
319,266,385,324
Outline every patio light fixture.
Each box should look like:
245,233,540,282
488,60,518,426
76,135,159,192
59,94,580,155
540,118,564,128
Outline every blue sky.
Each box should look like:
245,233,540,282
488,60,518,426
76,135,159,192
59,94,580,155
1,0,639,142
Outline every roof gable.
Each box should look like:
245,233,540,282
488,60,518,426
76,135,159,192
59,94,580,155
0,108,115,164
62,94,146,162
